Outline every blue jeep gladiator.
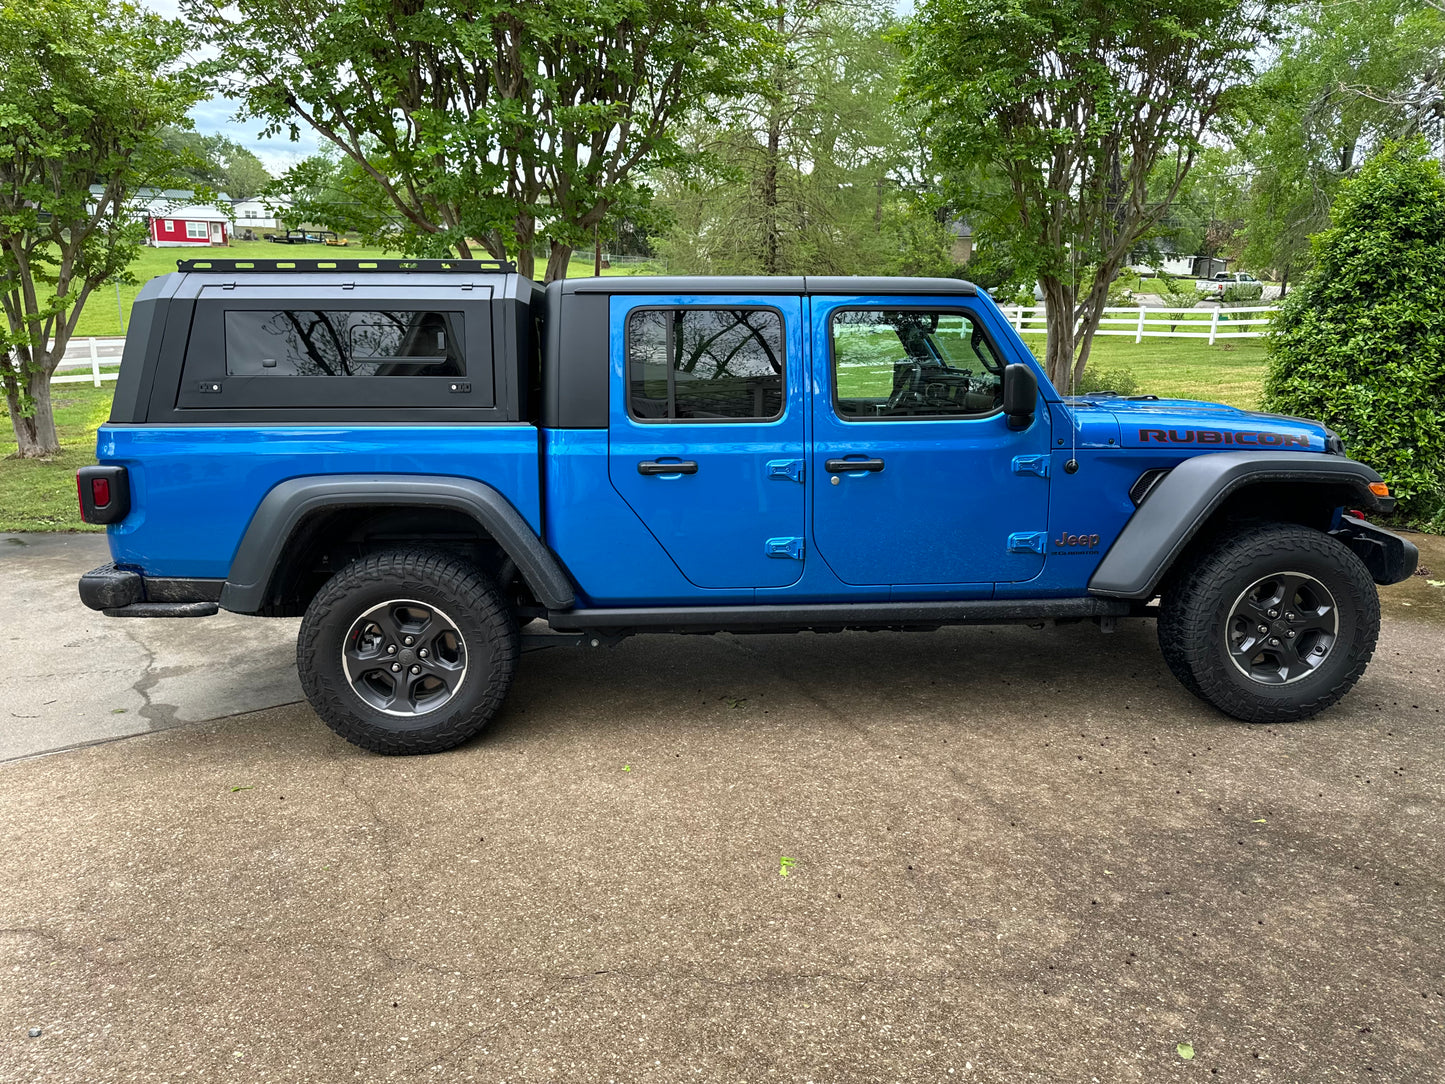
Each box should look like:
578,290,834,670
77,259,1418,754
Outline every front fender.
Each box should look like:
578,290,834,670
1089,451,1392,599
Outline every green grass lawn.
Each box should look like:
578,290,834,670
73,243,662,338
11,249,1270,533
73,239,405,337
1031,336,1270,410
0,383,113,532
3,334,1269,533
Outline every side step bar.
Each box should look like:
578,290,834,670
546,597,1132,635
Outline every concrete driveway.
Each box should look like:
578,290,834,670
0,533,301,761
1,532,1442,1082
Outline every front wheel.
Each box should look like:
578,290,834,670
1158,524,1380,723
297,549,519,754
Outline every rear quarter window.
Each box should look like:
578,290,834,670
177,297,495,411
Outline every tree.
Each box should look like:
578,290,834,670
1237,1,1445,291
188,0,776,281
653,1,956,277
0,0,201,458
903,0,1272,389
1261,139,1445,529
161,126,274,200
272,150,398,239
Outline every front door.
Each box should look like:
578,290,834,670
607,295,807,590
810,298,1052,587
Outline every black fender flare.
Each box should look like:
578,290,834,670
1089,451,1392,600
218,474,575,613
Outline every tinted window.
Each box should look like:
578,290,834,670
832,309,1003,420
224,310,464,377
627,308,784,421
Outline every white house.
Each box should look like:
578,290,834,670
231,197,289,235
1127,236,1238,279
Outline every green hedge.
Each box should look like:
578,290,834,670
1262,139,1445,530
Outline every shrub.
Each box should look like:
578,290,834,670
1153,276,1206,309
1261,138,1445,527
1221,282,1263,302
1075,365,1142,397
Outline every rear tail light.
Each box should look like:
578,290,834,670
77,465,130,525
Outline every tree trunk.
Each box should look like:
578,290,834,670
513,212,536,280
762,117,781,274
5,368,60,458
1280,262,1290,298
1039,276,1077,391
543,241,573,284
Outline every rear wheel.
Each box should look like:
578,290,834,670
297,549,519,754
1157,523,1379,722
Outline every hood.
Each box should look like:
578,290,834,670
1066,395,1333,453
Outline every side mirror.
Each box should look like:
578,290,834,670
1003,363,1037,431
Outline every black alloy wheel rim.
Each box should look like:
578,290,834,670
342,599,468,716
1225,571,1339,686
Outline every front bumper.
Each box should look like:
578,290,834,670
79,564,222,618
1332,516,1420,585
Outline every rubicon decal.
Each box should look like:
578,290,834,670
1138,429,1310,447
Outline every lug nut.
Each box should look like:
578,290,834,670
410,665,421,675
1286,630,1296,638
404,636,415,646
1285,612,1295,620
1267,609,1279,618
1257,624,1268,634
418,649,428,658
391,663,401,672
1269,637,1280,646
387,645,397,655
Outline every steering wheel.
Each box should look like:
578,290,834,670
885,360,973,413
885,360,922,412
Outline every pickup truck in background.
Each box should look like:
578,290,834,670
76,259,1416,754
1196,271,1263,298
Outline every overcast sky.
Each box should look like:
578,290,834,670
149,0,323,174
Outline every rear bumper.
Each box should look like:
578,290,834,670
1332,516,1419,585
79,564,222,617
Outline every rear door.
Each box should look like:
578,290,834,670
607,295,807,590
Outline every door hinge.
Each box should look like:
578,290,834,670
765,536,805,561
1012,454,1049,478
1007,531,1047,555
766,458,805,484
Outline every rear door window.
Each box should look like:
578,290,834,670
626,307,785,422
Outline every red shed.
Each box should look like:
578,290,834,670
147,203,230,247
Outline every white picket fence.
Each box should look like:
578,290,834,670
29,307,1274,392
999,304,1275,345
45,338,125,386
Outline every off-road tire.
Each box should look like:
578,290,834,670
1157,523,1379,723
297,549,519,754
